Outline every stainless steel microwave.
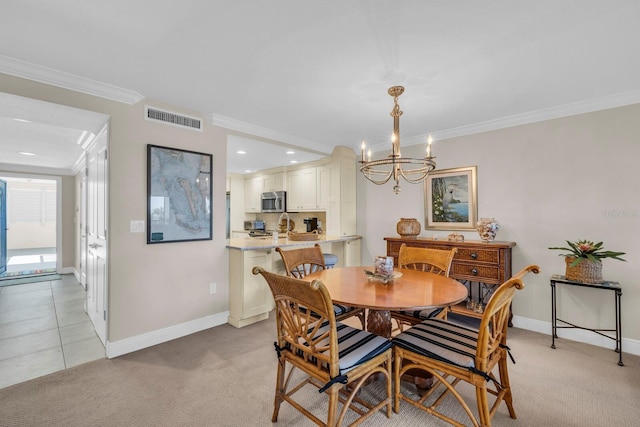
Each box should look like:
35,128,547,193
261,191,286,213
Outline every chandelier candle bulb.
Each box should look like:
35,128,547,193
361,141,366,162
427,135,432,157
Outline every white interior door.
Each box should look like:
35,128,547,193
79,174,87,289
86,125,108,345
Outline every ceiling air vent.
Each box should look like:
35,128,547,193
145,106,202,132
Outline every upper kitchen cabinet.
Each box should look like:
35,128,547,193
244,176,263,213
263,172,284,192
244,172,285,213
286,167,318,211
323,147,356,236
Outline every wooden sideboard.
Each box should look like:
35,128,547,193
385,237,516,321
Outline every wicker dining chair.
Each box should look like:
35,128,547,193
276,244,366,329
252,267,393,426
391,244,458,331
392,264,540,427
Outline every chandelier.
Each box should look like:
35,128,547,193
359,86,436,194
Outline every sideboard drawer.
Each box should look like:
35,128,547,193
451,263,500,283
456,248,500,264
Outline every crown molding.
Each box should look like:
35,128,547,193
431,90,640,142
0,54,144,105
354,90,640,154
210,112,331,155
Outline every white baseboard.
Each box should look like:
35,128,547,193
512,315,640,357
62,266,76,276
105,311,230,358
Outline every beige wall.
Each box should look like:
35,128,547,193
359,104,640,342
0,73,229,344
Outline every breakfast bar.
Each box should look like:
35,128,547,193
226,234,361,327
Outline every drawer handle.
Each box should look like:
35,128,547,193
471,269,479,275
470,252,478,259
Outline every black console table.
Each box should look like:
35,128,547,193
550,274,623,366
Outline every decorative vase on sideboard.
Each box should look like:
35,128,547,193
565,256,602,283
476,218,499,243
396,218,421,238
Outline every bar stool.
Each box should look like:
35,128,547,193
323,253,338,269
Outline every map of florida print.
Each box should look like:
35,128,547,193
149,146,211,242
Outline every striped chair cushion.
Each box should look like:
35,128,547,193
392,306,444,321
301,323,392,374
333,303,357,317
392,318,479,369
299,303,357,318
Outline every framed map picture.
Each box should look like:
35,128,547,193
424,166,477,230
147,144,212,243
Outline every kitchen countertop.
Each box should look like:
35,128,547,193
226,234,361,251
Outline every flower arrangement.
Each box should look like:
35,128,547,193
549,239,626,266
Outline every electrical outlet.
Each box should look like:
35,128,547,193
209,282,217,294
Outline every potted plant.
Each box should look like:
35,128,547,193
549,239,626,283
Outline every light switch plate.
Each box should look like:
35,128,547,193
130,220,145,233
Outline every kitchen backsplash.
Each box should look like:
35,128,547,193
259,212,327,233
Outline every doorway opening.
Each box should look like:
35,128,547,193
0,174,60,284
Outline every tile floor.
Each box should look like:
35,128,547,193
0,274,105,389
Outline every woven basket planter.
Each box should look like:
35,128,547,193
565,257,602,283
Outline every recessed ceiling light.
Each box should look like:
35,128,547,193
19,152,36,156
290,160,298,164
244,169,253,173
237,150,246,154
286,151,295,155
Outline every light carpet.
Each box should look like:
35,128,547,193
0,313,639,426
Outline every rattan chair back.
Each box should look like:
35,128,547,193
398,244,457,276
276,244,366,329
276,243,325,279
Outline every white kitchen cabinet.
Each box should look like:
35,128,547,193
263,172,284,192
344,239,361,266
244,176,263,213
316,165,331,210
324,147,357,236
286,167,318,211
228,248,275,328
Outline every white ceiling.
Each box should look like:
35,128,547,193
1,1,639,174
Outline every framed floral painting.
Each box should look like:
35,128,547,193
424,166,477,230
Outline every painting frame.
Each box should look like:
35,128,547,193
424,166,477,230
147,144,213,244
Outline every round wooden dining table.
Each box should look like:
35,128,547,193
304,266,468,338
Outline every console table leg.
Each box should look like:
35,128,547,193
551,282,557,349
616,289,623,366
